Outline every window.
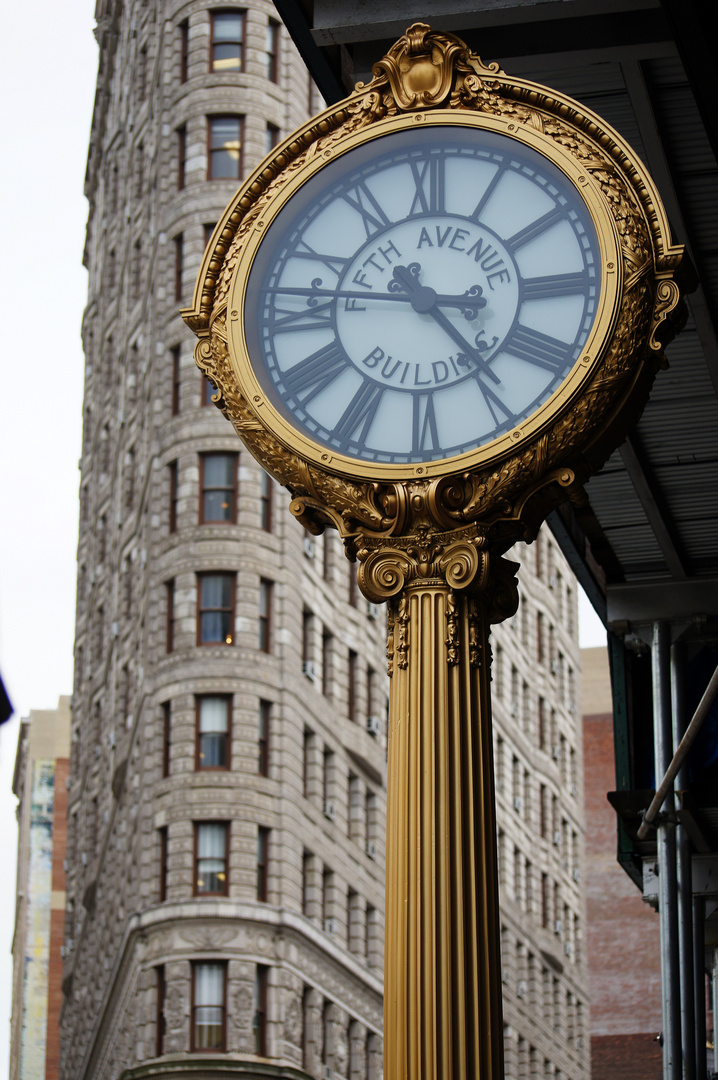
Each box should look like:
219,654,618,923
159,827,168,901
174,233,183,301
135,141,144,199
265,122,280,155
347,650,357,723
208,115,243,180
171,346,181,415
366,904,377,966
177,125,187,189
303,728,313,798
204,222,216,248
169,460,178,533
156,965,166,1056
196,695,230,769
258,699,270,776
321,630,332,696
211,10,244,72
257,826,269,901
201,374,216,406
253,965,268,1056
200,452,237,523
124,447,136,513
348,562,359,606
194,822,228,895
165,579,175,652
179,20,189,83
192,962,226,1052
302,610,313,674
132,237,142,298
197,572,235,645
266,19,279,82
258,579,272,652
302,850,312,915
260,470,273,531
162,701,171,778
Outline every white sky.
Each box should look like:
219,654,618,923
0,5,608,1075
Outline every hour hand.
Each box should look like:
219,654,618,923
389,264,500,383
388,263,487,320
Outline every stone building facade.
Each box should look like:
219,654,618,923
60,2,588,1077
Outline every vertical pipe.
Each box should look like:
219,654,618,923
652,621,681,1080
693,896,706,1080
671,639,695,1079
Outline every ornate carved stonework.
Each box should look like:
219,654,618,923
284,990,302,1047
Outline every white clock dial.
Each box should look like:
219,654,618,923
243,126,601,465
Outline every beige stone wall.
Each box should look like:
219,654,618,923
494,536,589,1080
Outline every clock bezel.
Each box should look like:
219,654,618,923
226,109,622,483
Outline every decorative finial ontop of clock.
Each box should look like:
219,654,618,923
362,22,501,110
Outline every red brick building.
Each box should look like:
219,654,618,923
583,648,660,1080
582,647,663,1079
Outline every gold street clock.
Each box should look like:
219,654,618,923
183,23,687,559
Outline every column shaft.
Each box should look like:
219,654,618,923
384,583,504,1080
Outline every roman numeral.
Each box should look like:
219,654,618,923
522,273,587,301
281,342,347,403
412,394,440,455
291,239,348,279
468,162,508,223
409,155,445,215
342,182,391,237
506,207,564,252
271,300,334,334
472,377,517,428
332,381,384,448
503,324,571,373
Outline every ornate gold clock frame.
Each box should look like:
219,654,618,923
182,24,688,1080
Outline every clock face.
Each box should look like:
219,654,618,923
242,125,603,466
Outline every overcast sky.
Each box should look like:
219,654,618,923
0,4,608,1075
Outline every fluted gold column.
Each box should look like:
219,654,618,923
354,529,520,1080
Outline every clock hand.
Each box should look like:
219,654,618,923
389,264,501,384
262,282,486,319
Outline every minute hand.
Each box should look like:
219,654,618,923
389,264,500,385
263,284,485,317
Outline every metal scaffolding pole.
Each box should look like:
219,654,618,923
653,621,681,1080
672,640,695,1079
693,895,706,1080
